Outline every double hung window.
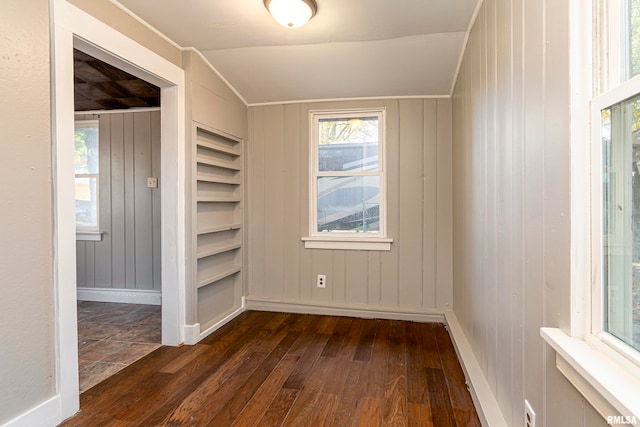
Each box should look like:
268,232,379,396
304,109,391,251
593,0,640,356
74,120,99,231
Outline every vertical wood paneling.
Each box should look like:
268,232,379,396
522,0,546,421
85,240,96,287
248,108,266,297
311,250,333,303
110,113,126,288
422,99,438,309
380,100,401,308
451,0,603,425
332,251,346,304
76,111,161,293
124,113,136,289
134,112,153,290
345,251,367,304
398,99,425,309
151,112,162,290
495,0,514,419
95,115,112,286
298,103,313,302
76,242,86,287
436,99,453,310
263,105,285,298
484,0,498,395
247,96,452,313
510,0,526,422
283,104,302,300
367,252,381,306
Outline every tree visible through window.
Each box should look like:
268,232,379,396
75,120,99,230
310,110,386,237
599,0,640,348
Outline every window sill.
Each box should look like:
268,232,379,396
76,231,104,241
302,236,392,251
540,328,640,424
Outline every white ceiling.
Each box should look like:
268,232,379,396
115,0,480,104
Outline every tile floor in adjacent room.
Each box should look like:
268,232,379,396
77,301,162,392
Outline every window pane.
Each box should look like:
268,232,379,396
317,176,379,233
318,117,378,172
602,94,640,351
75,177,98,228
75,126,99,174
630,0,640,78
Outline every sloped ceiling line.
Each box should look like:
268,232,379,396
111,0,481,104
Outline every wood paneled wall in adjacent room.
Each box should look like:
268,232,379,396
246,98,452,315
76,111,161,292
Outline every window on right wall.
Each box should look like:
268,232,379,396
592,0,640,358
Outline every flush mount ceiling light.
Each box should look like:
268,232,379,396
264,0,318,29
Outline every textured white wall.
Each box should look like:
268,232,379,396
0,0,55,423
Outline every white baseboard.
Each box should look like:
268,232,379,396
1,395,62,427
444,311,508,427
77,287,161,305
184,303,246,345
244,297,445,323
183,323,201,345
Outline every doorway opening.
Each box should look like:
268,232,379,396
52,0,186,419
73,48,163,392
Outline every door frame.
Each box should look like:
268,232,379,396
51,0,186,419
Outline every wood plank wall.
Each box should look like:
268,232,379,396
246,99,452,314
451,0,608,426
76,111,161,292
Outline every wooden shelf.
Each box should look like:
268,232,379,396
197,195,241,203
197,243,242,259
197,223,242,235
196,156,240,171
197,266,241,289
196,174,240,185
197,139,240,157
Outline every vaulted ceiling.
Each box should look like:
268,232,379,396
114,0,480,104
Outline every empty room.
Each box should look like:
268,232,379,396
2,0,640,426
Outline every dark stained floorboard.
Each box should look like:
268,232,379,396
61,311,480,427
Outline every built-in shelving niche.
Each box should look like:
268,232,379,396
193,124,242,330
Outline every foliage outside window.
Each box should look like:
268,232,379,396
309,109,386,238
75,120,99,230
596,0,640,356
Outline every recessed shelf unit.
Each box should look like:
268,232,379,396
193,124,243,325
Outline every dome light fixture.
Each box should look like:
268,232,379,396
264,0,318,29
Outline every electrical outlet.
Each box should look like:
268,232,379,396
525,400,536,427
147,177,158,188
317,274,326,288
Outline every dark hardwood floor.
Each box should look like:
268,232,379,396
62,311,481,426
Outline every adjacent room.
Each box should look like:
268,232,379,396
2,0,640,426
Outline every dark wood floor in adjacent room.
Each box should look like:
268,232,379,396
62,310,481,427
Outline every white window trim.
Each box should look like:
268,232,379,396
541,2,640,425
76,230,104,241
75,119,100,233
303,108,392,251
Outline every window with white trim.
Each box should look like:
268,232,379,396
593,0,640,357
74,120,99,231
303,109,391,251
